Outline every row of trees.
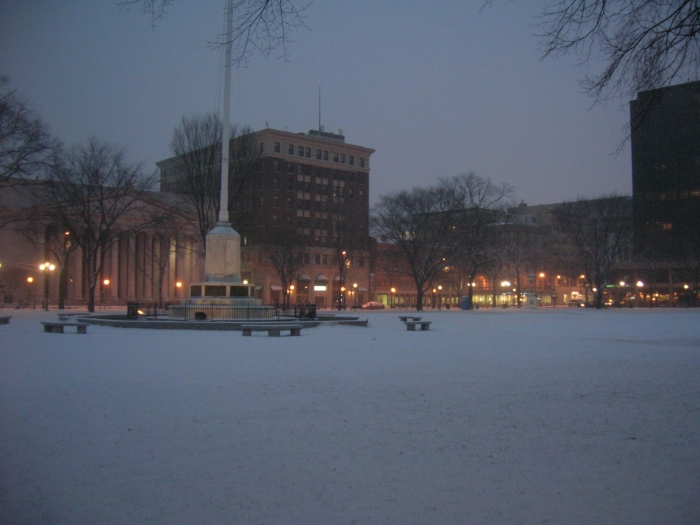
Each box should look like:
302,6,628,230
370,173,638,310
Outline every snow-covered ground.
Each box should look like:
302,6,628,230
1,307,699,524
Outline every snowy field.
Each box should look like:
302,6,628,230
1,308,699,525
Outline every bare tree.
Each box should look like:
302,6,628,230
260,230,307,309
0,76,58,185
371,185,461,311
671,206,700,306
15,218,80,310
552,195,633,309
446,173,513,309
42,138,157,312
119,0,310,65
503,225,538,307
539,1,700,105
168,113,257,255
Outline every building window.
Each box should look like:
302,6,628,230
288,178,294,191
333,152,339,163
272,214,279,225
323,150,329,161
316,149,322,160
288,162,294,173
286,215,292,224
273,177,280,190
273,195,279,207
273,160,280,172
259,142,264,153
305,147,311,158
359,158,365,168
287,197,293,209
298,146,304,156
349,155,354,166
340,154,345,164
315,253,321,265
274,142,281,153
288,144,294,155
259,196,264,207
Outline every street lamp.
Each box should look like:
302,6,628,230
39,262,55,310
176,281,182,299
390,287,396,308
438,285,442,310
101,279,110,307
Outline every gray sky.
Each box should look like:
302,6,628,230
0,0,632,206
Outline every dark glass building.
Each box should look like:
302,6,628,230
630,80,700,256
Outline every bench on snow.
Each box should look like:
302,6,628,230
0,316,11,325
241,323,303,337
398,316,422,322
42,321,88,334
405,320,431,331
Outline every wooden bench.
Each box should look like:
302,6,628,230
405,321,431,331
0,316,11,325
241,323,303,337
399,316,422,322
42,321,88,334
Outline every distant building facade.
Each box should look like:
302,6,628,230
630,80,700,256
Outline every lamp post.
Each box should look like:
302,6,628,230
338,250,348,311
176,281,182,300
26,276,34,307
101,278,110,308
438,285,442,310
390,287,396,308
39,262,55,310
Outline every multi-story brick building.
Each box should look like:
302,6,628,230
157,127,376,307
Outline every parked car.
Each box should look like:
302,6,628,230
568,300,584,308
362,301,385,309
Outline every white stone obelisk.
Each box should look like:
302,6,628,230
204,0,241,284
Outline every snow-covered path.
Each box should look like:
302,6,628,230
1,308,699,524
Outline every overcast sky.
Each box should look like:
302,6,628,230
1,0,633,206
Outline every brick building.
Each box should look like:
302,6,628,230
157,127,376,307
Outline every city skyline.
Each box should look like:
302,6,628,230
1,0,633,206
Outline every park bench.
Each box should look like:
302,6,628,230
0,316,11,325
240,323,303,337
42,321,88,334
405,320,431,331
399,316,422,322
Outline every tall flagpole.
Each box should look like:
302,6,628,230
219,0,234,225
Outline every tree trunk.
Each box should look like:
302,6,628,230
58,263,68,310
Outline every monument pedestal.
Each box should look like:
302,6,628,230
183,222,262,317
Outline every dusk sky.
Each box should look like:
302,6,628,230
1,0,633,206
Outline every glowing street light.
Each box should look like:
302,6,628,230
39,262,55,310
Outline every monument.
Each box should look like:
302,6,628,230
177,0,262,319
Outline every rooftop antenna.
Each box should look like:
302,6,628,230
318,85,322,132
